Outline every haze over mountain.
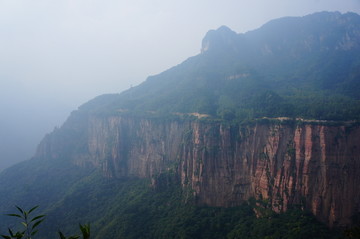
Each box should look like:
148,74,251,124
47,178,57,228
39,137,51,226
81,11,360,121
1,0,359,172
1,12,360,239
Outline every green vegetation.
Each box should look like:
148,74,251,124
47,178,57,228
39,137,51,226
0,169,340,239
1,206,90,239
1,11,360,239
1,206,44,239
57,224,90,239
78,13,360,123
79,48,360,123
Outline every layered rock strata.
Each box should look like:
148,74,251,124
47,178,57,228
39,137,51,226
37,114,360,227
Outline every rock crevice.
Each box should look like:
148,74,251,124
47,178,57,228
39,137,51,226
36,115,360,227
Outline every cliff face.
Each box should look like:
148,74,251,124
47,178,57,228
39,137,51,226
36,114,360,227
179,122,360,227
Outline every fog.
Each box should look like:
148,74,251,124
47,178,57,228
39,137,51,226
0,0,359,171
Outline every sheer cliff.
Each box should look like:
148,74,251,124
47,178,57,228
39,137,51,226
31,12,360,228
2,12,360,235
35,113,360,227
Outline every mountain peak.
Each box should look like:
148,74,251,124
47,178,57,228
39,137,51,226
201,12,360,55
79,11,360,121
201,25,238,53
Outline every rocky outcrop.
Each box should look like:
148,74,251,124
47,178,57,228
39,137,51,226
36,114,360,227
178,122,360,228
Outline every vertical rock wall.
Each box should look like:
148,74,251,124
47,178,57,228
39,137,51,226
37,114,360,227
178,122,360,227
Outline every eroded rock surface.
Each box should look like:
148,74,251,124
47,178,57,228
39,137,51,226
37,115,360,227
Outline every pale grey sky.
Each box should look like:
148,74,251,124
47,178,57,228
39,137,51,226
0,0,359,170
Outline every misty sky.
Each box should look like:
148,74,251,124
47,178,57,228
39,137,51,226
1,0,359,170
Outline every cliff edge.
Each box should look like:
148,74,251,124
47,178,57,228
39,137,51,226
36,114,360,227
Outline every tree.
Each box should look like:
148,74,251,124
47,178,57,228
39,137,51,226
1,206,45,239
1,206,90,239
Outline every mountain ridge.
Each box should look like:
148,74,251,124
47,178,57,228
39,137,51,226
1,11,360,238
78,11,360,122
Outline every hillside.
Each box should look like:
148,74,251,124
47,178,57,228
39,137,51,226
1,11,360,238
81,11,360,121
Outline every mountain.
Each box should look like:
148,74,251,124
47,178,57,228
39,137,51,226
81,11,360,121
1,11,360,238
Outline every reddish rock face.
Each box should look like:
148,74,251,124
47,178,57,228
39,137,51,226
179,122,360,228
37,115,360,227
